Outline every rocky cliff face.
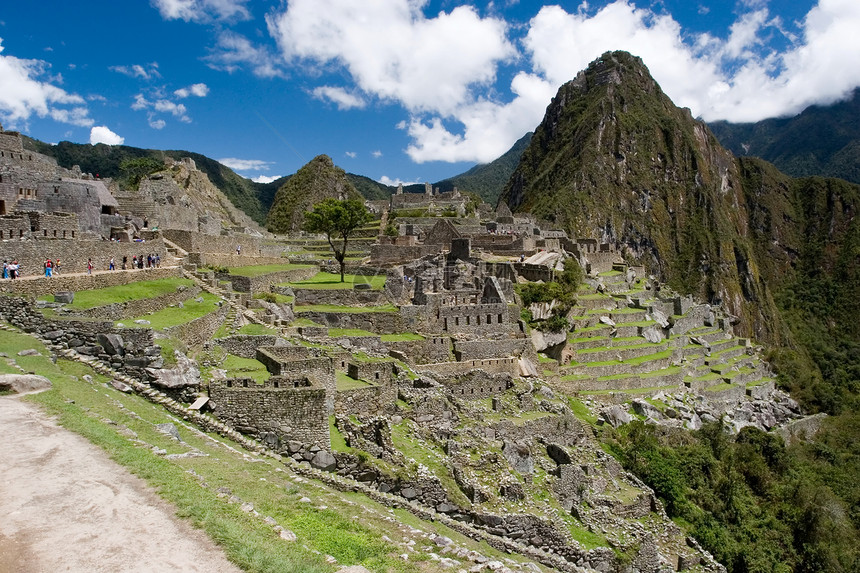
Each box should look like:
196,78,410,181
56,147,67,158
500,51,860,344
266,155,362,233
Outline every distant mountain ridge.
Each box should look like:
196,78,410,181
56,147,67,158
709,88,860,185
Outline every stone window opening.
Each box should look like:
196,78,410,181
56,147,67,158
375,372,380,380
273,380,279,388
0,200,5,215
242,380,249,388
487,314,492,324
43,230,47,237
498,314,503,323
226,380,232,387
71,231,75,237
53,230,57,237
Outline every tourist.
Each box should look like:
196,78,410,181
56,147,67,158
9,260,19,279
87,258,93,275
237,244,241,255
132,255,137,269
155,253,160,267
122,255,127,270
55,258,60,274
138,255,144,269
2,260,8,279
109,257,115,271
45,258,53,278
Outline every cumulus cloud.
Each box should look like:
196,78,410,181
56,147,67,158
251,174,282,183
131,93,191,125
110,63,160,80
266,0,514,115
205,31,286,78
378,175,419,186
311,86,365,110
218,157,272,171
174,83,209,98
0,38,92,128
522,0,860,123
152,0,250,23
90,125,124,145
345,151,356,158
372,150,383,158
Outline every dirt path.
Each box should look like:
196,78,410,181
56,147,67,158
0,395,244,573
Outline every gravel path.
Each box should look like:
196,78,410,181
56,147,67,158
0,394,244,573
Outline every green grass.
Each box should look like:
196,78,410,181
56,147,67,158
235,323,278,336
380,333,425,342
291,318,325,328
295,303,398,314
120,292,221,330
41,277,195,310
329,416,353,453
228,263,316,278
221,354,270,383
336,371,373,390
285,272,386,291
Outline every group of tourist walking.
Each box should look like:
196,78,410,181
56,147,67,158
2,253,162,279
2,260,21,279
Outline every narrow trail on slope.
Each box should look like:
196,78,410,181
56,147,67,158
0,394,243,573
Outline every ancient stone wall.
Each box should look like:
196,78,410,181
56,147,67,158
295,310,404,334
186,253,287,268
210,335,286,358
209,377,329,449
445,371,513,400
293,288,388,307
369,244,437,265
162,229,281,257
0,236,168,281
347,360,395,384
415,357,518,377
335,383,397,416
453,339,529,361
164,303,229,348
223,266,318,293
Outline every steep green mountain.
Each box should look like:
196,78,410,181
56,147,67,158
501,50,860,572
501,51,782,341
265,154,363,233
709,88,860,184
23,138,270,224
434,132,532,204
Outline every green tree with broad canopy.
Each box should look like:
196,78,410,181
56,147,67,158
303,198,372,282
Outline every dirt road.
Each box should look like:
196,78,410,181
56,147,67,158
0,395,243,573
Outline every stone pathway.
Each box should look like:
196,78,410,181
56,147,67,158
0,394,243,573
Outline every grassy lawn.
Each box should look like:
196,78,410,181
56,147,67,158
295,303,398,314
380,333,424,342
42,277,195,310
228,264,316,278
235,323,278,336
284,272,386,291
222,354,270,383
336,371,373,390
120,292,221,330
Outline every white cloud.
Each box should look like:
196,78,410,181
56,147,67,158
174,83,209,98
218,157,272,171
110,63,160,80
522,0,860,123
132,93,191,124
251,174,282,183
152,0,250,23
311,86,365,110
205,31,285,78
378,175,419,186
0,38,91,128
90,125,124,145
345,151,356,158
266,0,514,115
371,150,383,158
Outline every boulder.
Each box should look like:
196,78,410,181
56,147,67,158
651,309,670,328
601,405,633,428
0,374,52,394
146,351,201,389
97,333,125,356
632,399,663,420
641,325,664,344
502,440,533,474
54,291,74,304
310,450,337,471
599,315,616,327
110,379,133,393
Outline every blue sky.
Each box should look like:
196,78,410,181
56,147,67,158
1,1,858,186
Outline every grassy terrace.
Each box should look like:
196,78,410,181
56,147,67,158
41,277,195,310
294,303,398,314
336,371,374,390
119,291,221,330
284,272,386,291
227,263,316,277
221,354,270,383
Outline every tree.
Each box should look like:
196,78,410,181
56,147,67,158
120,157,164,189
303,198,372,282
